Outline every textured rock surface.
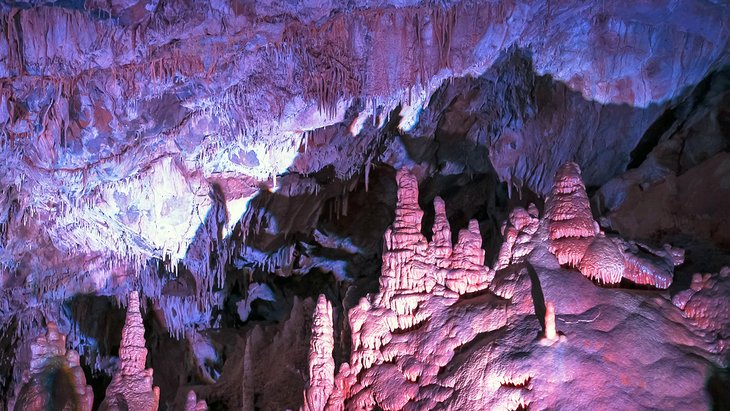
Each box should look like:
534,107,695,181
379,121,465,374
100,291,159,411
10,322,93,411
545,162,681,288
298,168,728,410
303,295,336,411
0,0,728,407
0,0,728,287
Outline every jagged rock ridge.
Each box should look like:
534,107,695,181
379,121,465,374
297,167,728,410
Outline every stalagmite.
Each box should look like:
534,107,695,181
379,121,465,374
11,322,94,411
303,295,337,411
544,162,680,288
495,206,540,270
545,302,557,340
241,336,255,410
184,390,208,411
544,162,597,253
430,197,452,259
100,291,160,411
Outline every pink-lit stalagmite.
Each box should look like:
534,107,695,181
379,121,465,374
100,291,160,411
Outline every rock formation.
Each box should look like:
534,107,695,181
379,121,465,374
673,267,730,352
11,322,93,411
302,295,336,411
0,0,727,407
545,162,682,288
100,291,160,411
292,167,728,410
543,301,558,342
311,169,506,409
495,204,540,270
183,390,208,411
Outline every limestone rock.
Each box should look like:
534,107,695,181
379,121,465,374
12,322,93,411
100,291,160,411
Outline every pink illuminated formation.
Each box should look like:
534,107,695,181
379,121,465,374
100,291,160,411
545,162,682,288
293,166,720,410
495,205,540,269
0,0,726,405
11,322,94,411
543,302,558,341
673,267,730,350
302,168,503,410
303,295,336,411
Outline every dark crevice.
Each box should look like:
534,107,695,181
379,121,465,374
628,67,720,170
525,262,546,331
628,107,677,169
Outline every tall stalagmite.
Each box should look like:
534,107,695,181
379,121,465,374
544,162,679,287
100,291,160,411
302,295,336,411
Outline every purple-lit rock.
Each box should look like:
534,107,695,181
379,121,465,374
0,0,728,408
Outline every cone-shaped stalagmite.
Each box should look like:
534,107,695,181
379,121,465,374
544,162,598,266
545,162,678,288
302,295,337,411
100,291,160,411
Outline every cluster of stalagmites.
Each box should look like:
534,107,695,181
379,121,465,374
544,162,683,288
10,291,209,410
299,165,688,410
298,169,500,410
9,164,691,409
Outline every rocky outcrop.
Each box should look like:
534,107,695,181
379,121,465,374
545,162,682,288
100,291,160,411
183,390,208,411
297,167,727,410
673,267,730,352
11,322,94,411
